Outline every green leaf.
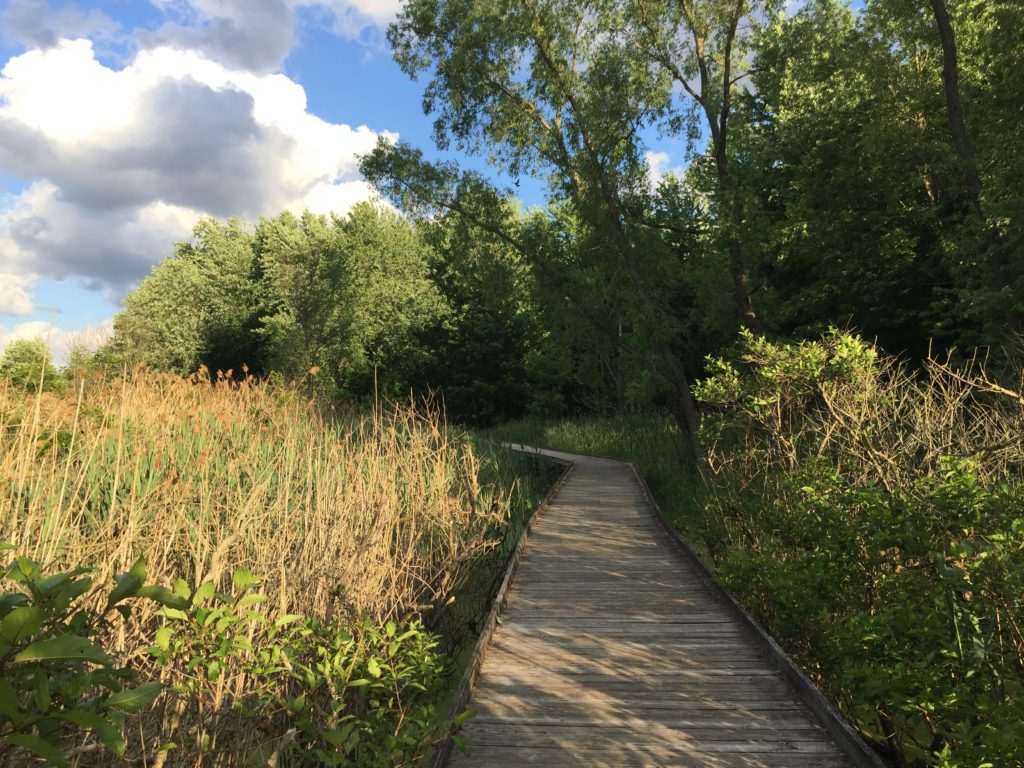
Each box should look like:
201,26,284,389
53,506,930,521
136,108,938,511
59,709,126,755
0,592,29,618
234,593,267,609
33,668,50,713
172,579,191,600
192,581,215,604
154,626,172,651
1,605,43,643
453,709,476,727
3,733,68,768
206,660,221,682
0,678,19,720
56,578,93,605
15,634,111,665
104,682,163,713
11,557,40,584
451,734,469,756
232,569,259,592
34,568,91,598
156,607,188,621
105,572,143,611
135,586,190,611
367,658,382,678
128,558,147,582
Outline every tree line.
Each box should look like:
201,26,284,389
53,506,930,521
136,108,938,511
82,0,1020,437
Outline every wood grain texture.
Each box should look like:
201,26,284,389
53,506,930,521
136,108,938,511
447,451,854,767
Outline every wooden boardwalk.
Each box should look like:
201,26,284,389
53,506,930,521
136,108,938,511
448,448,859,768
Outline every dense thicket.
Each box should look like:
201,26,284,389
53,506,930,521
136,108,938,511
697,332,1024,766
366,0,1021,426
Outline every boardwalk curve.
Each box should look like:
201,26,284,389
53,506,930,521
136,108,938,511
446,447,881,768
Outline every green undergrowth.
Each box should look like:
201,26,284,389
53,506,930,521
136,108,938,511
695,331,1024,766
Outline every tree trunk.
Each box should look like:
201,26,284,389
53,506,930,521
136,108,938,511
929,0,980,201
715,144,762,333
654,340,709,485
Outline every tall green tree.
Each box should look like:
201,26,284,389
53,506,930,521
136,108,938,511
924,0,1019,332
256,203,443,397
625,0,774,330
734,0,1023,353
112,217,261,374
0,339,61,392
411,207,545,424
383,0,718,464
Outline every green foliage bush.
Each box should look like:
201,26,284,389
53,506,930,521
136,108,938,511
0,552,168,767
148,568,448,767
1,553,452,767
696,330,1024,767
0,340,63,394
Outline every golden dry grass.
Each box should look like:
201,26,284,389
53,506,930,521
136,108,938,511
2,368,522,765
1,367,509,653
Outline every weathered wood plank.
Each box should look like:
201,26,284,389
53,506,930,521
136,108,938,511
457,722,845,752
449,744,852,767
468,707,823,729
468,694,816,717
471,681,803,701
445,452,857,767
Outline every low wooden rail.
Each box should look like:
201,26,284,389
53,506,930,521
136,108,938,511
440,446,885,768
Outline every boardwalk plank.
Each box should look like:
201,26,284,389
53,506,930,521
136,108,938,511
449,745,851,767
448,452,853,767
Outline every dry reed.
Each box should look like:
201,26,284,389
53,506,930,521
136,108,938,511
1,367,509,653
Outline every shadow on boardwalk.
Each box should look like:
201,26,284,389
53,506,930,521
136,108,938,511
448,450,854,768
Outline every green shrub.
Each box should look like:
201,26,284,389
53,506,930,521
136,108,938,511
1,553,457,767
696,330,1024,767
147,568,448,767
0,340,63,394
0,552,170,767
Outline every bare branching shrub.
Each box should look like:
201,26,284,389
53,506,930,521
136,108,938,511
696,330,1024,768
699,330,1024,490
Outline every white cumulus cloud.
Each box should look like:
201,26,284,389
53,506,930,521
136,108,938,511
645,150,687,189
0,317,113,365
300,0,404,38
0,39,395,298
0,271,36,315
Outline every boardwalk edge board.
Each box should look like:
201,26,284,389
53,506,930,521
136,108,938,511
623,460,888,768
430,452,575,768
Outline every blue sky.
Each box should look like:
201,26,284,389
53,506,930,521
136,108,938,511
0,0,686,359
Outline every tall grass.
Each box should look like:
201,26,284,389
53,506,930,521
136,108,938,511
2,370,508,627
1,369,529,764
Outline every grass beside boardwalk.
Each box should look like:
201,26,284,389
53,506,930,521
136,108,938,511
484,415,707,551
0,369,548,767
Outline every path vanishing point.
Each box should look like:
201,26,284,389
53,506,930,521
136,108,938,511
446,447,882,768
